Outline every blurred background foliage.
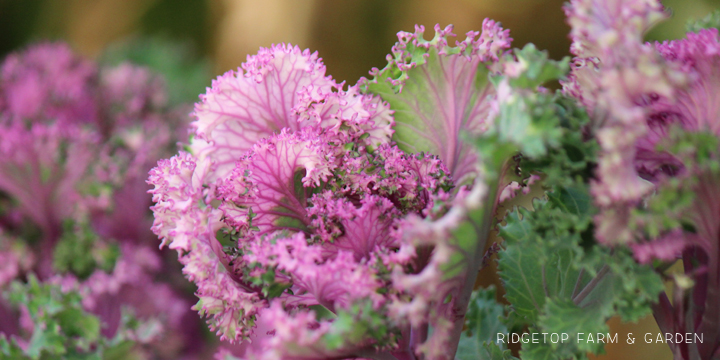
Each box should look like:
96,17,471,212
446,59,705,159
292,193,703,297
3,0,719,86
1,1,719,359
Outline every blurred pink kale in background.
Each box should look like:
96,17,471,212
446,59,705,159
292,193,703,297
0,42,204,359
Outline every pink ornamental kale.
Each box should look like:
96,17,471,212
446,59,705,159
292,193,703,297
564,1,720,359
147,16,546,358
562,0,684,244
564,0,719,281
149,42,500,359
631,30,720,360
0,43,98,126
0,43,197,359
0,43,178,247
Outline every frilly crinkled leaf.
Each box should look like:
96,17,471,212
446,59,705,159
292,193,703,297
499,194,664,359
191,44,394,184
309,194,401,261
148,152,264,342
295,83,395,151
191,44,335,181
217,128,334,236
455,286,510,360
563,0,687,245
361,21,511,185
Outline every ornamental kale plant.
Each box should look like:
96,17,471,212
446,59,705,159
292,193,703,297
1,0,719,359
148,1,720,359
0,42,205,359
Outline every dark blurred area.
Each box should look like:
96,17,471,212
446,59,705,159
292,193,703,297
2,0,718,86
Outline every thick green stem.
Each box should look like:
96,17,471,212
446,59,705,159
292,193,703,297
445,174,503,359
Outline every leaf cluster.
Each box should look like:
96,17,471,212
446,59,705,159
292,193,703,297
630,128,720,239
0,276,148,360
456,46,620,360
494,98,664,359
321,300,399,351
686,9,720,33
52,220,120,280
483,45,571,162
456,286,518,360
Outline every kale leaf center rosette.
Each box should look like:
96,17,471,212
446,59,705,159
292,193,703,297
147,44,419,358
147,23,518,358
148,15,582,357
